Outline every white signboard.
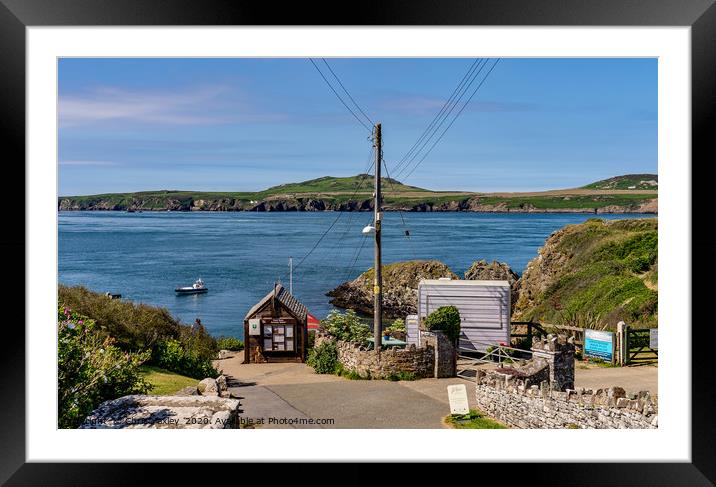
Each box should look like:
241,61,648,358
447,384,470,415
650,328,658,349
248,318,261,336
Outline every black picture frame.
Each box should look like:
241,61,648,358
2,0,711,484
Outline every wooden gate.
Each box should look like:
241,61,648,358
626,328,658,364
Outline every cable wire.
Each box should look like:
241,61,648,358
308,58,372,133
400,59,501,182
322,58,374,128
391,59,484,176
393,58,491,181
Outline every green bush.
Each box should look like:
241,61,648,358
306,340,339,374
58,305,151,428
423,306,461,342
58,285,218,375
320,310,371,343
152,338,219,379
216,336,244,351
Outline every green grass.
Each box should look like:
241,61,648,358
261,174,426,194
519,218,658,329
582,174,658,190
444,409,507,429
139,365,199,395
384,193,655,210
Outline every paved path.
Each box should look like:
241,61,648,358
215,354,476,429
215,353,657,428
575,363,658,394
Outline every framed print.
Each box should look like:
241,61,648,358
4,0,714,483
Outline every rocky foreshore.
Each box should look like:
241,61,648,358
58,195,657,214
327,258,521,318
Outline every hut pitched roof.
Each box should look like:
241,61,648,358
244,284,307,322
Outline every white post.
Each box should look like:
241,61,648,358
289,256,293,294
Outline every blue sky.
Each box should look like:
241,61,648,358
58,58,657,195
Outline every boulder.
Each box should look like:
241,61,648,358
464,259,520,310
216,375,228,393
197,378,220,396
79,395,241,429
174,386,199,396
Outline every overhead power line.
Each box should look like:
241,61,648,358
390,58,484,176
393,58,492,181
399,58,501,182
322,59,374,128
308,58,372,133
289,137,376,278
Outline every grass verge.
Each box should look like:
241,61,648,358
444,409,507,429
139,365,199,395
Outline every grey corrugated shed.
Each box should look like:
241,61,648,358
244,284,307,322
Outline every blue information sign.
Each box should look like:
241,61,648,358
584,329,615,362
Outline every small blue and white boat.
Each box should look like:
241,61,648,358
175,278,208,295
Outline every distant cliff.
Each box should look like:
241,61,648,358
58,173,658,213
58,194,658,214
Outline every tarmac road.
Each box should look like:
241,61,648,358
216,353,657,429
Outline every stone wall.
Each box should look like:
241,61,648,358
530,334,575,391
421,330,456,378
474,369,657,429
315,333,436,378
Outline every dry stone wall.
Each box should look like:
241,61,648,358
315,332,453,378
475,369,657,429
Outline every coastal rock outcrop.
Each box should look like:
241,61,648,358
59,195,658,214
513,218,658,328
464,259,521,310
327,260,458,318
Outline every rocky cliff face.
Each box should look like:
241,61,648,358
327,260,458,319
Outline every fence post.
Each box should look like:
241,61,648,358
617,321,628,366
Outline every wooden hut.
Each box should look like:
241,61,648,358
243,283,308,364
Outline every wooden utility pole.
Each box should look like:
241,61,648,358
373,123,383,352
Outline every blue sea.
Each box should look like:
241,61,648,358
58,212,654,339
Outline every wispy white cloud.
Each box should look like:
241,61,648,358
58,85,271,127
59,160,119,166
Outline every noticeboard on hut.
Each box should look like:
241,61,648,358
243,284,309,364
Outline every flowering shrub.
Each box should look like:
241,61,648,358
58,305,151,428
58,285,218,376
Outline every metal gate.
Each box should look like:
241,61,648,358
456,338,532,379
